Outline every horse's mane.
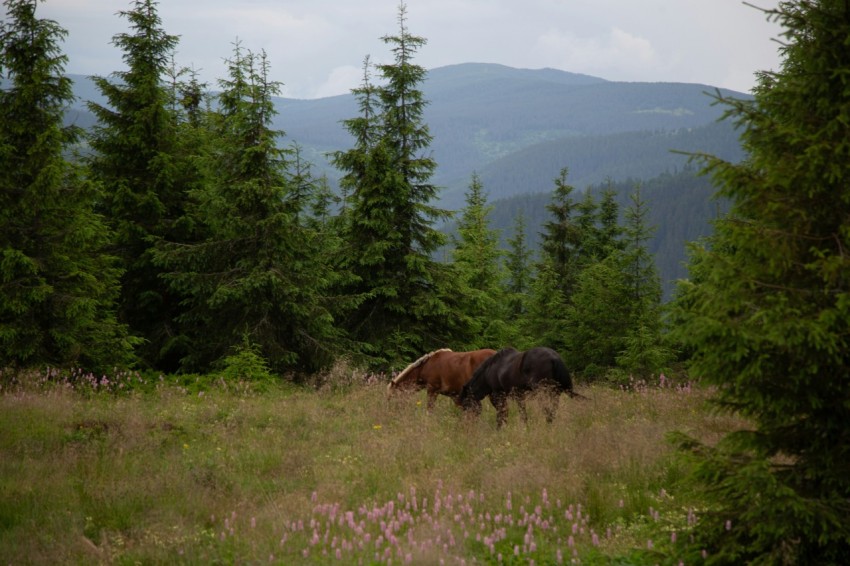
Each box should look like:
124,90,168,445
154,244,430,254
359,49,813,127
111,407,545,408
390,348,453,385
469,347,518,382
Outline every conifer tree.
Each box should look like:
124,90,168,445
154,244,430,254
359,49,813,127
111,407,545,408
523,261,570,352
613,186,669,378
155,45,343,374
0,0,134,371
524,168,583,352
595,183,624,258
85,0,188,370
574,190,599,266
539,168,583,298
563,257,629,377
332,2,469,364
620,186,661,310
504,212,532,326
671,1,850,561
451,173,506,348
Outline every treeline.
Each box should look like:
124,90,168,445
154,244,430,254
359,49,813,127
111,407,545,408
454,120,744,206
0,0,672,381
474,167,727,299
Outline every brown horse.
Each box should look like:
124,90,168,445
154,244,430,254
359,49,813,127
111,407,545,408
387,348,497,410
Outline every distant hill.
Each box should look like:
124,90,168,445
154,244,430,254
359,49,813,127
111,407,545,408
267,63,744,208
474,168,728,300
64,62,744,205
61,62,747,294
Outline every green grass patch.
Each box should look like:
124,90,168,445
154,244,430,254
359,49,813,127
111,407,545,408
0,369,741,563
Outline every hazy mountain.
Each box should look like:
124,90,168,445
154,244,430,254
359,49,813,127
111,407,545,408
269,63,744,208
477,168,728,300
64,61,744,207
61,62,747,294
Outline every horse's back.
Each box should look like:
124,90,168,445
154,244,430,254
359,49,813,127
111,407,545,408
523,347,573,392
426,349,496,393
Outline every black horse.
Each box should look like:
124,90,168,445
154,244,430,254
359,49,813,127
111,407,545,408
459,347,583,427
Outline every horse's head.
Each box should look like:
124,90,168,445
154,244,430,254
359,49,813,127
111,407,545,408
386,349,452,398
458,366,489,414
459,380,483,415
387,368,420,397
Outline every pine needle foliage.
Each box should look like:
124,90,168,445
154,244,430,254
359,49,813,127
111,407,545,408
154,44,345,375
85,0,188,370
451,173,507,349
332,2,471,366
0,0,134,371
671,1,850,562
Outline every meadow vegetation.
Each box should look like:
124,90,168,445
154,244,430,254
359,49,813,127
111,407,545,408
0,365,745,564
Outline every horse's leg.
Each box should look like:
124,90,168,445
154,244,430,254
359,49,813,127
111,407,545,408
426,388,438,411
490,392,509,428
515,393,529,424
543,391,560,423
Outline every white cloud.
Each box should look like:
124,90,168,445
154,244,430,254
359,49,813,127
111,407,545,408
35,0,783,97
309,65,363,99
535,27,660,80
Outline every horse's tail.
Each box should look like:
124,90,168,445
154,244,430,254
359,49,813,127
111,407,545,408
550,355,581,398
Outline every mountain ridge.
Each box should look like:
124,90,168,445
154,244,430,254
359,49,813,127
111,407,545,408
59,62,746,293
62,63,745,196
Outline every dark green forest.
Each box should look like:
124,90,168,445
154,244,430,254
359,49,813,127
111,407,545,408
2,0,850,561
446,167,727,301
1,0,679,380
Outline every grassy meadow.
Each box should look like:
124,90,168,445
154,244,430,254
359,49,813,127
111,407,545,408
0,367,744,564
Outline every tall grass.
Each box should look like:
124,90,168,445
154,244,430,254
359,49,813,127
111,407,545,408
0,368,744,564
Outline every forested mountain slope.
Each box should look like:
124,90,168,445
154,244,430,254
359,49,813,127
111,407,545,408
63,62,745,206
464,167,727,300
62,62,745,296
269,63,745,206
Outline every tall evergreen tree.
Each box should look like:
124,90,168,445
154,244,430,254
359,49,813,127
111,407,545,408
0,0,134,371
539,168,583,298
523,260,570,352
332,2,468,365
595,182,624,259
504,212,533,325
451,173,506,348
85,0,188,370
565,185,667,379
619,186,662,316
613,186,669,378
563,256,630,376
155,45,344,374
574,190,599,266
524,168,583,352
671,1,850,562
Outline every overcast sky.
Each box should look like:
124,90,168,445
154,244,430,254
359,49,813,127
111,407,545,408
33,0,783,99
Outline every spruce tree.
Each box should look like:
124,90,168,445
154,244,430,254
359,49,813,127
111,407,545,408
614,186,668,378
523,261,570,352
595,182,624,258
620,186,661,310
574,190,599,266
671,1,850,561
0,0,134,371
563,257,629,377
85,0,187,370
155,45,343,374
525,168,583,353
566,185,668,380
332,2,468,364
504,212,533,330
451,173,506,348
539,168,583,298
